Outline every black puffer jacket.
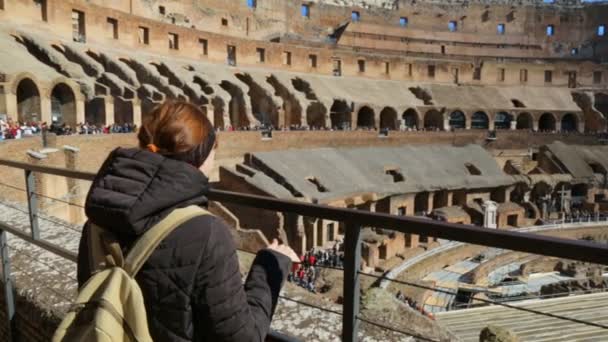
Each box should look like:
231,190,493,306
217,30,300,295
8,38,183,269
77,148,291,341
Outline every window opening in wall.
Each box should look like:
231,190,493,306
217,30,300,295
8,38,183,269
283,51,292,66
301,4,310,18
428,65,436,78
594,71,602,84
0,0,4,10
107,17,118,39
407,63,413,77
473,67,482,81
168,33,179,50
352,11,360,22
333,58,342,76
598,25,605,36
498,68,505,82
306,177,329,192
520,69,528,83
138,26,149,45
35,0,47,21
358,59,366,73
159,6,166,15
441,45,446,54
397,207,406,216
309,54,317,68
222,18,228,26
256,48,265,63
465,163,482,175
247,0,256,8
400,17,408,27
544,70,552,83
199,38,208,55
497,23,505,35
448,21,457,32
571,48,578,56
227,45,237,66
568,71,577,88
72,10,86,43
385,168,405,182
385,62,390,75
546,25,554,36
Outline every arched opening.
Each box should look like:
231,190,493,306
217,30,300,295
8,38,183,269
379,107,397,130
402,108,418,130
561,113,578,132
538,113,556,131
471,111,489,129
212,97,225,129
16,78,41,123
531,182,553,218
51,83,77,125
357,106,375,129
330,100,351,130
449,110,466,129
114,97,134,125
306,102,327,129
494,112,513,130
424,109,443,130
85,98,106,125
516,112,533,129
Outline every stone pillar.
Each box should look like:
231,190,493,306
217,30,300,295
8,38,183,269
488,119,495,131
26,150,48,212
532,117,539,132
4,91,17,121
555,118,562,133
578,120,585,133
41,96,52,124
443,117,450,131
510,119,517,130
76,99,85,124
278,108,285,129
427,193,435,213
104,96,115,126
447,192,454,207
132,99,142,127
484,201,498,229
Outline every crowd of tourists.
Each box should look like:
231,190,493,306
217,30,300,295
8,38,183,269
395,291,435,319
288,241,345,293
0,119,136,140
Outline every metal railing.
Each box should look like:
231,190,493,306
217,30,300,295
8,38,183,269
1,158,608,341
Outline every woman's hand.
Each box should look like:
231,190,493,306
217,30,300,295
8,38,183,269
267,239,300,263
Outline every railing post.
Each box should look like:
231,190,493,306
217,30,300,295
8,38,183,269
0,229,15,341
342,223,361,342
24,170,40,240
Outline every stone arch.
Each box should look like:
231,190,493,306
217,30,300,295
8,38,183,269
471,111,489,129
424,109,443,130
330,100,351,130
16,77,41,123
560,113,578,132
449,110,466,129
50,83,77,125
402,108,419,129
379,107,397,130
114,97,134,124
307,102,327,129
538,112,556,131
516,112,533,129
357,106,375,129
494,111,513,130
84,97,105,125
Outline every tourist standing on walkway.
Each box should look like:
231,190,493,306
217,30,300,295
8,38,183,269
77,100,299,341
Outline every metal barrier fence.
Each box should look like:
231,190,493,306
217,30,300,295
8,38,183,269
1,158,608,341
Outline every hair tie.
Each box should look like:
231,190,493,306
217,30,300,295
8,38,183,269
147,144,160,153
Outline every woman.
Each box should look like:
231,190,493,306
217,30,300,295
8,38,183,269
77,101,298,341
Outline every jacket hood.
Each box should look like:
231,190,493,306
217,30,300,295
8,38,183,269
85,147,210,239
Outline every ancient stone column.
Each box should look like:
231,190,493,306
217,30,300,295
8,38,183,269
104,96,115,126
3,90,17,121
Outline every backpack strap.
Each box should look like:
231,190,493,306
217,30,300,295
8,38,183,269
123,205,212,277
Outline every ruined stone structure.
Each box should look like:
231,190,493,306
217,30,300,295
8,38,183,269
0,0,606,132
219,143,608,268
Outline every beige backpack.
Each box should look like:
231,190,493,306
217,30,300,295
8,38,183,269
53,205,211,342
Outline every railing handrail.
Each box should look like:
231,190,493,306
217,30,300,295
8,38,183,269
2,158,607,266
